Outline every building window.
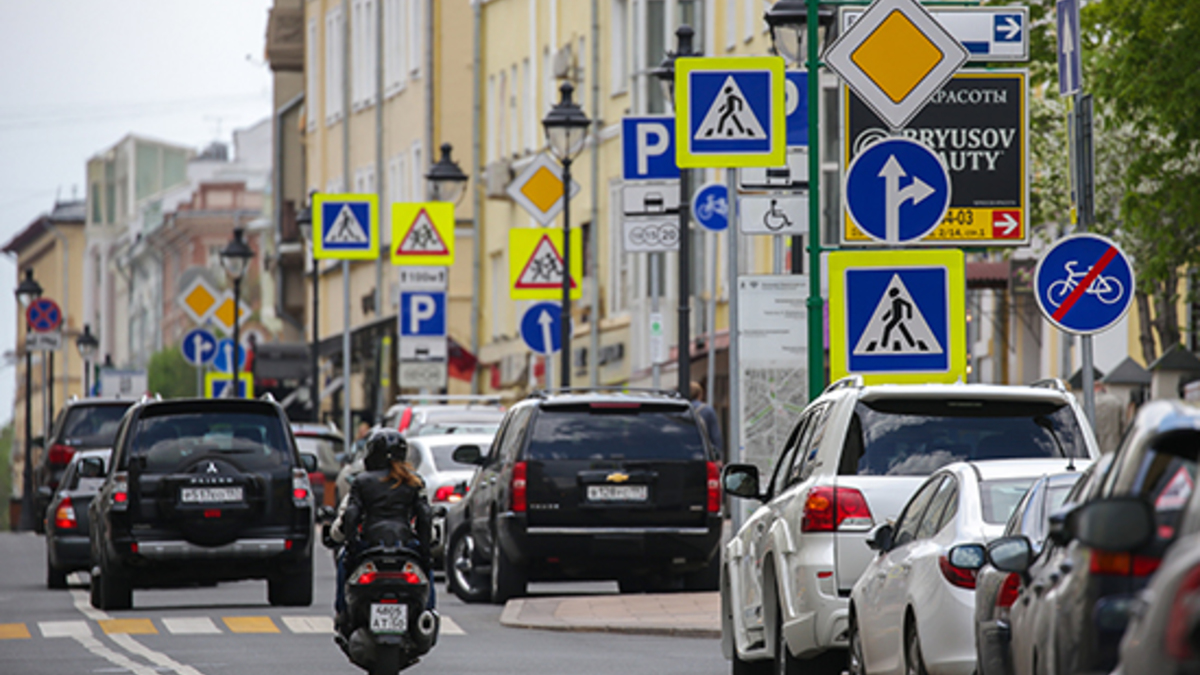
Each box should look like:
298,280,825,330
487,75,498,163
325,5,345,125
351,0,379,111
611,0,629,96
409,0,422,78
726,0,737,50
743,0,756,43
410,141,423,201
679,0,704,52
523,58,534,152
306,17,320,129
646,0,667,113
384,0,407,96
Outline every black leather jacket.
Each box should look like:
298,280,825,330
342,470,433,564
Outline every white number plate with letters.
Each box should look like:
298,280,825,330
587,485,648,502
370,603,408,634
180,487,244,503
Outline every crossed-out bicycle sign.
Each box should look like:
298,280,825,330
1034,233,1134,335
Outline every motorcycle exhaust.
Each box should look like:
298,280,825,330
417,611,437,636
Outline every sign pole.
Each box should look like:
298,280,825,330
726,168,742,526
1075,93,1096,426
651,253,662,389
707,231,717,408
678,167,692,398
343,260,352,441
806,0,825,401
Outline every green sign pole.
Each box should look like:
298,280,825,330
806,0,825,401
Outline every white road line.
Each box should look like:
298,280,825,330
38,620,93,638
71,635,159,675
69,588,110,621
108,633,206,675
67,572,88,586
69,583,209,675
281,615,333,634
441,616,465,636
162,617,222,635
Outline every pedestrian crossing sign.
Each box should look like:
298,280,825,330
829,249,966,384
391,202,455,266
675,57,786,168
313,193,379,260
204,371,254,399
508,228,583,300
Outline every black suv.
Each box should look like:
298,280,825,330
444,389,722,603
34,398,135,532
88,398,315,610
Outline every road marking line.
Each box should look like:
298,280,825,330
67,572,87,586
38,620,92,638
281,616,333,634
107,633,207,675
161,617,222,635
0,623,31,639
99,618,158,635
69,588,110,621
441,616,466,635
222,616,280,633
72,634,159,675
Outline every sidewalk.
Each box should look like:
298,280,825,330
499,592,720,638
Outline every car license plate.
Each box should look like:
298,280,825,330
179,487,244,503
587,485,648,502
369,603,408,634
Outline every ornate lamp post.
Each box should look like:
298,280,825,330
16,269,42,530
426,143,469,204
75,324,98,398
219,228,253,398
297,200,320,420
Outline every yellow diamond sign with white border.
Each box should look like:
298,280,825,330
506,153,582,226
177,277,219,325
824,0,969,129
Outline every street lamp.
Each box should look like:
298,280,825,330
541,81,590,389
426,143,469,204
220,228,253,398
76,324,98,398
650,25,695,110
297,198,320,421
764,0,836,65
15,268,41,531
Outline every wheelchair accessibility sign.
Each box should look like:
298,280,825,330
1034,233,1134,335
830,249,966,384
674,57,786,168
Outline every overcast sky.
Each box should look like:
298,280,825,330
0,0,275,425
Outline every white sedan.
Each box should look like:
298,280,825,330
848,459,1088,675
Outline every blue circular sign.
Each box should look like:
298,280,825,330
844,137,951,244
212,338,248,373
691,182,729,232
1034,233,1134,335
520,303,564,355
26,298,62,333
181,328,217,366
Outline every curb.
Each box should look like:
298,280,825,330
499,597,721,639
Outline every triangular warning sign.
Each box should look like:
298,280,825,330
853,274,944,356
1156,467,1194,510
396,209,449,256
694,75,767,141
515,235,578,289
326,205,369,244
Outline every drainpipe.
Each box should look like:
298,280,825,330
425,0,434,199
275,91,306,333
470,0,483,393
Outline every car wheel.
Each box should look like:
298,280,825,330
268,557,313,606
490,535,526,604
46,549,68,590
446,530,489,603
848,615,866,675
95,555,132,610
905,617,929,675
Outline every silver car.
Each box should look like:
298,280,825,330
409,433,493,564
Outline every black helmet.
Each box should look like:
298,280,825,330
364,428,407,470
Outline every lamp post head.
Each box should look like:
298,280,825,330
542,81,591,162
296,197,314,243
15,268,42,308
426,142,469,204
220,228,254,282
651,25,699,111
765,0,836,66
76,324,99,361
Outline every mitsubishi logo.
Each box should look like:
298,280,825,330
206,462,218,474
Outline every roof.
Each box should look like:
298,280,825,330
1148,344,1200,372
1102,356,1152,385
854,383,1072,405
2,200,86,254
535,389,689,408
966,260,1010,289
1068,366,1105,389
961,458,1092,482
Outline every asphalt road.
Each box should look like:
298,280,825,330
0,532,727,674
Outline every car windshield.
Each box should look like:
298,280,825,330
128,412,291,473
61,404,133,447
526,405,706,461
979,478,1038,524
841,399,1088,476
427,442,490,470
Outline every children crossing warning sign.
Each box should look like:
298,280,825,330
392,202,455,266
853,274,944,356
509,228,583,300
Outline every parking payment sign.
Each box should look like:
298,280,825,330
1034,234,1134,335
622,116,679,181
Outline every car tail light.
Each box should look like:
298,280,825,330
995,572,1021,621
54,496,77,530
1089,551,1161,577
433,485,462,503
398,408,413,431
511,462,527,513
110,472,129,511
707,462,721,513
801,486,874,532
47,443,75,467
292,468,311,503
939,555,977,589
1166,564,1200,659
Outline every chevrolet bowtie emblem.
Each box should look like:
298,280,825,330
206,462,218,474
606,472,630,484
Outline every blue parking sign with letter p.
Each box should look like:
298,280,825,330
622,116,679,181
400,291,447,337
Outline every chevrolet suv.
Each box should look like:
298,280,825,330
444,389,723,603
88,398,314,610
720,378,1098,675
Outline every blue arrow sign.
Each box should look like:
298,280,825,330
181,328,217,366
520,303,564,355
845,138,951,244
622,116,679,181
1057,0,1082,96
400,291,447,337
1034,234,1134,335
846,267,951,374
785,72,808,147
212,338,247,374
692,182,729,232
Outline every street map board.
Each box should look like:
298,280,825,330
508,228,583,301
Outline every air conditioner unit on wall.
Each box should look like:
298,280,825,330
485,161,514,199
552,44,574,80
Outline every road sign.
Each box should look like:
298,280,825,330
692,182,729,232
100,369,147,398
649,312,666,364
622,183,680,217
508,228,583,300
178,276,220,324
392,202,455,266
181,328,217,366
739,194,807,235
824,0,969,130
1057,0,1081,96
622,218,680,253
841,7,1028,62
784,71,809,147
675,57,786,168
829,249,966,384
739,148,808,192
400,291,447,337
844,137,951,244
397,267,448,291
1034,234,1134,335
26,332,62,351
507,153,581,226
622,116,680,181
842,71,1029,247
209,292,251,334
399,363,447,389
205,372,254,399
520,303,564,355
313,193,379,260
212,338,247,374
26,298,62,333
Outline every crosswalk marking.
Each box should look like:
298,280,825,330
223,616,280,634
441,616,465,636
0,623,31,639
162,617,222,635
281,616,333,634
99,618,158,635
13,614,465,640
38,620,92,638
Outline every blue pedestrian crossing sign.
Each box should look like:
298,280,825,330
181,328,217,366
520,303,564,355
212,338,247,374
313,193,379,260
622,116,680,181
844,137,951,245
1034,233,1134,335
205,372,254,399
400,291,447,337
675,57,786,168
830,249,966,384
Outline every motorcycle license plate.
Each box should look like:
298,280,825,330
180,487,243,503
369,603,408,634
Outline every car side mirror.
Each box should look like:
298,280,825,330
948,543,987,571
988,536,1035,574
78,457,105,478
1069,497,1156,551
37,486,53,500
300,454,319,473
722,464,762,500
866,523,894,552
452,444,484,466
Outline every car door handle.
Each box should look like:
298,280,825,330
1032,583,1046,596
1059,561,1074,574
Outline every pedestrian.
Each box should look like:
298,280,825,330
1092,382,1126,454
690,381,724,460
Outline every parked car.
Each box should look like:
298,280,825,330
445,388,723,604
88,397,314,610
382,396,505,437
848,459,1086,675
988,399,1200,675
34,398,135,532
408,433,492,567
721,378,1098,675
42,449,112,589
290,422,343,506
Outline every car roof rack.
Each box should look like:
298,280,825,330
529,386,684,400
394,394,502,404
1030,378,1068,393
259,392,278,403
821,375,863,396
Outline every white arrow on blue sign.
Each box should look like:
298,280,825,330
622,116,679,181
400,291,447,337
1057,0,1082,96
521,303,564,355
844,137,951,244
842,8,1028,62
692,182,729,232
181,328,217,366
212,338,247,374
1034,233,1134,335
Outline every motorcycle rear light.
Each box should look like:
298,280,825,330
707,462,721,513
1167,564,1200,659
512,461,527,513
1089,551,1161,577
47,443,75,466
801,486,874,532
939,555,977,589
54,497,77,530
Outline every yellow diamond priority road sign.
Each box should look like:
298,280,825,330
824,0,968,130
506,153,581,226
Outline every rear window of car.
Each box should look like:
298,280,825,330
295,435,342,468
412,423,501,437
425,443,490,470
61,404,133,447
841,399,1088,476
526,405,706,461
979,478,1038,524
128,412,292,473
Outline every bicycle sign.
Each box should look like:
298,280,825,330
1034,233,1134,335
691,182,729,232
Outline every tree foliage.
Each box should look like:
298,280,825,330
147,348,198,399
